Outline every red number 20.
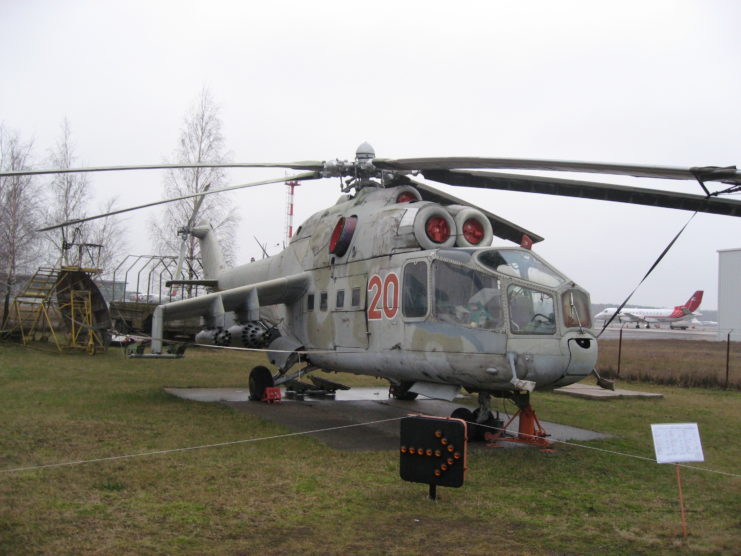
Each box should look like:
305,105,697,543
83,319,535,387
368,273,399,320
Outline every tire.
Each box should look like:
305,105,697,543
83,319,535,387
469,409,501,442
249,366,274,401
450,407,474,421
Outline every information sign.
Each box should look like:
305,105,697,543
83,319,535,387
650,423,704,464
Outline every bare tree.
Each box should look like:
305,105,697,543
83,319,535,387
44,118,90,265
43,120,126,276
87,197,127,278
0,125,40,327
150,88,239,279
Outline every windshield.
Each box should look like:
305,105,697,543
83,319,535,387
562,288,592,329
433,261,504,330
508,284,556,335
477,249,565,288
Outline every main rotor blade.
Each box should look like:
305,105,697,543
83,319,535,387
402,176,544,244
37,171,320,232
1,161,325,178
374,157,741,185
422,169,741,217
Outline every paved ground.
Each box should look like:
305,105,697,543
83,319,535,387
598,325,720,341
554,383,664,400
165,387,612,451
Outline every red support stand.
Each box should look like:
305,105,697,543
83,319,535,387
261,386,282,403
484,403,551,450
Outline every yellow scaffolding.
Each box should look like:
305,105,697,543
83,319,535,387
8,266,107,355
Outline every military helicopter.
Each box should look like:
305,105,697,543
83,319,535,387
7,143,741,439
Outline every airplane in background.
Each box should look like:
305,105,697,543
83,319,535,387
593,290,703,329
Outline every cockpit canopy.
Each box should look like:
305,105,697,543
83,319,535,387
402,248,592,334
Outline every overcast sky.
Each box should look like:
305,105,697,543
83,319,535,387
2,0,739,310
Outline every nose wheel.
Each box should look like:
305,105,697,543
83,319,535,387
450,391,551,447
450,393,503,441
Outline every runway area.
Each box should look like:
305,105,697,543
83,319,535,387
596,325,720,341
165,387,612,451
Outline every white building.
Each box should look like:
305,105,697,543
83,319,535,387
718,248,741,341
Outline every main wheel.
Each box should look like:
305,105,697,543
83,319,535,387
249,366,274,401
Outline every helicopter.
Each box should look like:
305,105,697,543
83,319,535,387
6,143,741,439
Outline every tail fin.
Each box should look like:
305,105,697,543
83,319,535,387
191,222,227,280
684,290,703,312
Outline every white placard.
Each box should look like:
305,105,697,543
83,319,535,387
651,423,704,464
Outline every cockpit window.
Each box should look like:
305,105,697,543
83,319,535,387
508,284,556,335
403,261,428,318
562,289,592,329
478,249,565,288
433,261,503,330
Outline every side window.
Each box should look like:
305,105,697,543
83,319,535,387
508,285,555,335
336,290,345,309
307,293,315,311
403,261,428,318
351,287,361,307
320,292,328,311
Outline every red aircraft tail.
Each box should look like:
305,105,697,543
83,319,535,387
670,290,703,318
683,290,703,312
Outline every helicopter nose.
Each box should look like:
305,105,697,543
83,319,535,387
564,333,598,378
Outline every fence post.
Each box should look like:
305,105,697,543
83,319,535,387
617,325,624,378
726,330,733,390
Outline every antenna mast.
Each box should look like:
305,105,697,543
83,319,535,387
285,179,300,242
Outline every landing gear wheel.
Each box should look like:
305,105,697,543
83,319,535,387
451,407,474,421
249,366,274,401
469,409,502,442
389,381,418,401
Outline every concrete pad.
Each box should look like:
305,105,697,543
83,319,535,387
554,383,663,400
165,387,612,451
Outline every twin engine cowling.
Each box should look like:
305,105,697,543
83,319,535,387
195,321,278,349
412,202,494,250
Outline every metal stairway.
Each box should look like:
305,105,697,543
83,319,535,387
7,266,110,354
9,267,61,345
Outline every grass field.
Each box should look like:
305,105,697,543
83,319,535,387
598,338,741,389
1,342,739,555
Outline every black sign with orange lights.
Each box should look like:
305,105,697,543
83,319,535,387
399,415,467,488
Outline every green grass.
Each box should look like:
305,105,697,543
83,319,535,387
1,342,739,555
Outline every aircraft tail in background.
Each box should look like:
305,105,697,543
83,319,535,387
671,290,703,318
684,290,703,312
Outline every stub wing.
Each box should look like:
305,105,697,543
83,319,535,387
150,272,311,352
162,272,310,320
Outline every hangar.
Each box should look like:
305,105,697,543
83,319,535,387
718,248,741,341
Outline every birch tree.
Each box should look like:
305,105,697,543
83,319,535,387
45,119,90,265
150,88,239,278
0,126,40,327
44,120,126,276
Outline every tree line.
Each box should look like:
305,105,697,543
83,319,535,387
0,88,238,320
